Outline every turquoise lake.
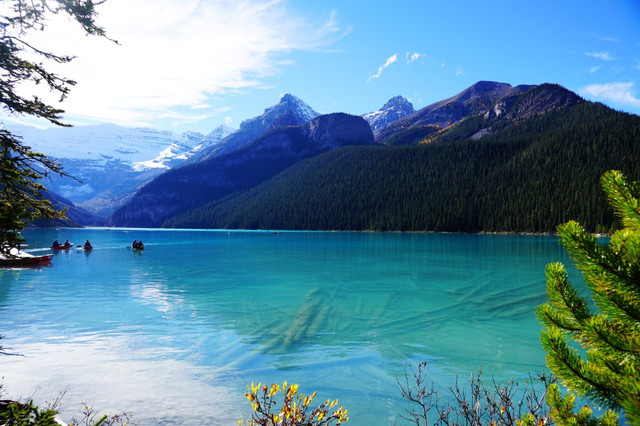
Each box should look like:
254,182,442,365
0,228,584,424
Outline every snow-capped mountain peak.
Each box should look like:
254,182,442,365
275,93,319,123
188,94,320,162
240,93,319,131
205,124,236,143
363,95,415,133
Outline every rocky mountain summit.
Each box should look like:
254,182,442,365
188,93,320,162
484,83,583,121
363,95,415,134
375,81,584,144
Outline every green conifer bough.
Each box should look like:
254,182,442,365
537,170,640,424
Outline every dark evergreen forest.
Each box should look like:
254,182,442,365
163,101,640,233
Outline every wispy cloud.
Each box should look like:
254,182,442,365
590,33,619,43
589,66,602,74
585,51,614,61
580,82,640,108
13,0,341,128
367,51,424,82
368,54,398,82
406,52,423,64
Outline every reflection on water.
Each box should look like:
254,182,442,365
0,336,242,425
0,229,580,424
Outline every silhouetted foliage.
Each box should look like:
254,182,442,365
396,362,554,425
0,0,112,255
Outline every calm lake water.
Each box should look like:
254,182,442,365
0,228,584,424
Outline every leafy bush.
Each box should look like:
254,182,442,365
241,381,348,425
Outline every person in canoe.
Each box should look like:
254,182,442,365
63,239,72,248
52,239,60,248
83,239,93,250
133,240,144,250
15,231,25,250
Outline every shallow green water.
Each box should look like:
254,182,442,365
0,228,583,424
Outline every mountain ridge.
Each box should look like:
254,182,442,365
375,81,530,142
110,112,374,227
164,98,640,233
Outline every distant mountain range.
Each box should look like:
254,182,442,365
161,83,640,233
9,80,640,232
5,123,235,220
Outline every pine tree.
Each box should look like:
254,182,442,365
0,1,112,256
536,170,640,424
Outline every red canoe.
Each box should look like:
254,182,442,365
51,244,73,250
0,253,53,266
28,254,54,263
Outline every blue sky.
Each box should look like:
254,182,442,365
5,0,640,133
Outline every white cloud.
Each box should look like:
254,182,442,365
455,66,463,76
585,51,614,61
589,66,602,74
406,52,423,64
12,0,340,128
580,82,640,108
367,54,398,82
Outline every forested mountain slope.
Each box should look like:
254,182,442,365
164,100,640,233
30,191,98,227
110,113,374,227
